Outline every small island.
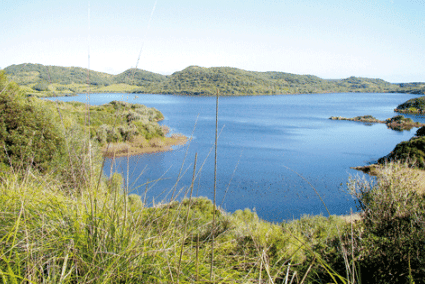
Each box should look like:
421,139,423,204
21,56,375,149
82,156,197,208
329,114,425,130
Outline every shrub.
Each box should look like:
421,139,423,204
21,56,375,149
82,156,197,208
32,81,49,91
0,72,66,172
381,137,425,168
416,126,425,137
348,163,425,283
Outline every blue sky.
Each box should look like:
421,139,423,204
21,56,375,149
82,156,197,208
2,0,424,82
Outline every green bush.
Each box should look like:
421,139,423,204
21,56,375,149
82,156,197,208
349,163,425,283
379,136,425,168
416,126,425,137
32,81,49,91
0,71,66,173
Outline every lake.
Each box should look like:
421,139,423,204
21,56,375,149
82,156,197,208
49,92,425,222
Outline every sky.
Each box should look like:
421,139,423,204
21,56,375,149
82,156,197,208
1,0,425,83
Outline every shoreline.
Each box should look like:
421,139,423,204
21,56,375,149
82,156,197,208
102,134,188,158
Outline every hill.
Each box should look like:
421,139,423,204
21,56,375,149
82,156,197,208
4,63,425,96
112,68,166,85
4,63,112,86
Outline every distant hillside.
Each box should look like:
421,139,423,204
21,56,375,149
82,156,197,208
3,63,424,96
135,66,400,96
112,68,166,85
395,96,425,114
4,63,112,86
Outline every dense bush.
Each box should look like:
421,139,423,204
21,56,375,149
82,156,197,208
0,71,66,172
395,96,425,113
416,126,425,137
379,136,425,168
32,81,50,91
349,163,425,283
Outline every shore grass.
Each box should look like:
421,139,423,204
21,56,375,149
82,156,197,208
102,133,188,157
0,165,357,283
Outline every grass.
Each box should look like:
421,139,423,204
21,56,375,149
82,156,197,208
0,167,359,283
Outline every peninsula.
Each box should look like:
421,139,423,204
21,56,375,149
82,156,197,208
394,95,425,114
46,99,188,157
329,114,425,130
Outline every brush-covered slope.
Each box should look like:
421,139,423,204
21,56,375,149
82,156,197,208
112,68,166,85
395,95,425,114
4,63,112,85
4,63,425,96
137,66,398,96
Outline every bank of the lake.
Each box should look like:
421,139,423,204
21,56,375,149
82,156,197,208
102,133,187,157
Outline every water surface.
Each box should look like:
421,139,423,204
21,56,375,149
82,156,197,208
50,92,425,222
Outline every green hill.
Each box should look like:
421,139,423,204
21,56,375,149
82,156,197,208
112,68,166,85
4,63,112,86
4,63,424,96
135,66,400,96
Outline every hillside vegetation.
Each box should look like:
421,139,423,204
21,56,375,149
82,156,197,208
395,95,425,114
0,70,170,175
4,63,425,96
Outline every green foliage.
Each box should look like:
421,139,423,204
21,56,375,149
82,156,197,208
4,63,112,86
394,82,425,95
379,136,425,168
416,126,425,137
32,80,49,91
136,66,399,96
112,68,166,85
395,95,425,114
6,63,424,97
348,163,425,283
0,71,66,172
387,114,413,123
48,100,165,145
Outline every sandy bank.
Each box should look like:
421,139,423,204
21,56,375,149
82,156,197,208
102,134,188,158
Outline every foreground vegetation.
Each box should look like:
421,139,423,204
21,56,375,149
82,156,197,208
3,160,425,283
4,63,425,97
2,71,425,283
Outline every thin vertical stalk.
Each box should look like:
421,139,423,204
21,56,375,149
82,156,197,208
210,89,219,282
196,232,200,282
177,153,197,283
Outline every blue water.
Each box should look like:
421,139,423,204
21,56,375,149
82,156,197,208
49,92,425,222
